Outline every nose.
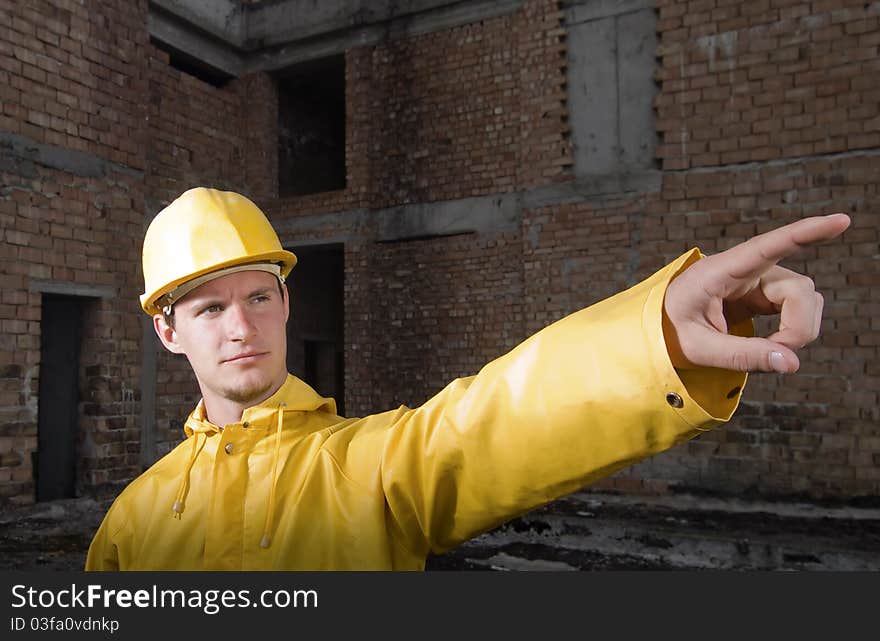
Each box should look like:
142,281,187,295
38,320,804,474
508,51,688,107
225,302,257,341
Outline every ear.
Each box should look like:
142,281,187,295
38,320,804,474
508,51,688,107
153,314,185,354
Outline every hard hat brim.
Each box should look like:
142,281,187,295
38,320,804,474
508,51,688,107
140,249,297,316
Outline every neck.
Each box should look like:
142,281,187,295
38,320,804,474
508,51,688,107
200,375,287,427
202,397,250,428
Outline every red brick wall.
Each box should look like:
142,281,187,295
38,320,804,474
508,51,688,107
269,0,879,500
0,1,262,504
518,154,879,499
269,1,572,424
626,157,878,499
645,0,879,498
270,0,572,417
144,49,246,202
143,47,253,459
268,0,570,219
0,1,147,170
1,0,877,507
354,232,524,413
0,0,150,504
655,0,880,169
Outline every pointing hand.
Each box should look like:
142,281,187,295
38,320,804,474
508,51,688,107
662,213,851,373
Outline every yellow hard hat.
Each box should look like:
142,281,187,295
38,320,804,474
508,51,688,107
139,187,297,316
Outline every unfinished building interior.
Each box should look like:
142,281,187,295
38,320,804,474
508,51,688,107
0,0,878,569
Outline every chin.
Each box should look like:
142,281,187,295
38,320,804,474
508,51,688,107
220,374,276,405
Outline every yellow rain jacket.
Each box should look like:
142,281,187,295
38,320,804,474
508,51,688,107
86,250,749,570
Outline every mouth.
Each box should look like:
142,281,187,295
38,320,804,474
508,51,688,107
221,352,269,364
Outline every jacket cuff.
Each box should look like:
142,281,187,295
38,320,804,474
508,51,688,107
643,249,752,431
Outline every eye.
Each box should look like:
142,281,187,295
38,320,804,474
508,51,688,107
199,303,223,316
252,294,271,304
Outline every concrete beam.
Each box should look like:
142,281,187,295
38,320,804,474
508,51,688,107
274,193,520,244
147,0,522,74
150,0,245,47
28,280,117,298
376,193,519,242
148,8,245,77
522,171,662,207
272,172,662,246
248,0,522,71
0,131,140,179
272,210,368,244
564,0,654,24
246,0,429,49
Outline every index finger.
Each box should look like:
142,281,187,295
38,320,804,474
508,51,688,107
714,213,851,281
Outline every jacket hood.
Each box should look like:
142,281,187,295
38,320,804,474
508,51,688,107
172,374,338,548
183,374,337,436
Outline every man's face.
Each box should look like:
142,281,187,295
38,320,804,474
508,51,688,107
155,269,289,410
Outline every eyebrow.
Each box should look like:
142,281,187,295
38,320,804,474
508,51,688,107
183,284,277,314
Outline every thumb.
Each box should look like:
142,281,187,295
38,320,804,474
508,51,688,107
688,329,801,373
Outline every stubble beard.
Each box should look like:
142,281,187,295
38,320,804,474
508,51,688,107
220,379,275,405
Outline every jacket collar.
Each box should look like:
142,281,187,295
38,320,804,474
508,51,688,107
183,374,337,436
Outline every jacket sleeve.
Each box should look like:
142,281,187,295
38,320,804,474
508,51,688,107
333,249,751,556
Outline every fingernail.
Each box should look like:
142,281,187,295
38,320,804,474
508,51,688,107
770,351,787,373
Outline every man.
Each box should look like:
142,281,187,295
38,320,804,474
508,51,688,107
86,187,850,570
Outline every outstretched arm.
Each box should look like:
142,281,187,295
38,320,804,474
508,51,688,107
332,213,851,556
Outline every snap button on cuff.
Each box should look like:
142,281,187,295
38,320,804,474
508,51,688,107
224,443,234,455
666,392,684,408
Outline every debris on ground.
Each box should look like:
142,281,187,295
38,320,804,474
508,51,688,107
425,491,880,571
2,491,878,571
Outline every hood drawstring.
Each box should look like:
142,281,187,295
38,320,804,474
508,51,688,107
170,400,291,548
260,402,286,548
172,431,207,518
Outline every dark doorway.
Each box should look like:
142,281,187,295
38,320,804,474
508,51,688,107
277,54,347,197
286,244,345,415
36,295,87,501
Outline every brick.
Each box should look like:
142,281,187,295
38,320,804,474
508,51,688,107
0,0,878,509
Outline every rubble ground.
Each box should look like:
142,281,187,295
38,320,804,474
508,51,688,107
426,491,880,571
1,491,878,571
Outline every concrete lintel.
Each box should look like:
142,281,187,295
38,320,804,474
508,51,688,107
272,209,368,241
285,236,360,249
247,0,522,72
0,131,140,179
149,0,245,48
564,0,654,24
148,0,522,75
282,231,363,246
148,8,246,77
29,280,117,299
247,0,418,49
522,171,662,208
251,30,369,74
247,0,521,52
377,193,520,242
272,176,660,245
273,194,520,245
